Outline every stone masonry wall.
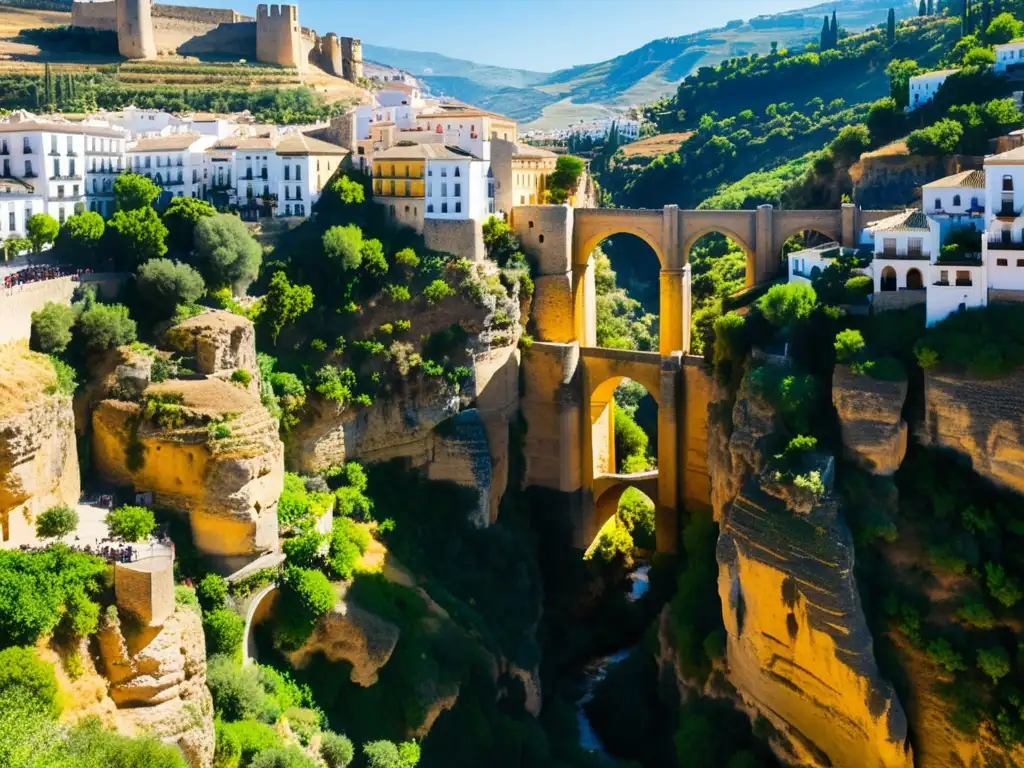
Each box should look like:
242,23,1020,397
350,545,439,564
0,277,77,345
423,218,484,263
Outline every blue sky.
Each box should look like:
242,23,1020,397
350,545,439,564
171,0,830,72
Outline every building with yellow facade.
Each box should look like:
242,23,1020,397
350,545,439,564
490,138,558,214
372,144,428,231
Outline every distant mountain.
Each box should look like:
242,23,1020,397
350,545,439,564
367,0,917,129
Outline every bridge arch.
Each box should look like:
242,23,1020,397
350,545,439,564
241,583,277,665
592,472,659,537
573,208,669,269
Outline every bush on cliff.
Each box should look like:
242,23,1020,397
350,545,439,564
31,302,76,354
0,646,60,716
204,609,245,658
75,302,137,351
250,746,320,768
913,304,1024,377
136,258,206,320
193,214,262,293
320,731,355,768
274,567,335,650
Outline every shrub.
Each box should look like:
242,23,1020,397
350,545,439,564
282,707,321,746
76,302,137,350
363,740,421,768
360,238,388,276
219,720,282,765
275,567,336,650
546,154,585,204
193,214,262,292
137,258,206,318
322,224,363,270
617,487,655,550
282,529,324,569
393,248,419,270
757,282,817,328
35,505,78,539
834,328,865,364
423,279,454,304
207,655,265,722
956,599,996,628
204,609,245,658
47,356,78,396
978,646,1011,683
907,118,964,156
213,720,242,768
320,731,355,768
332,175,365,205
712,311,746,367
250,747,319,768
383,284,410,302
231,368,252,386
175,585,201,612
986,562,1022,607
105,505,155,542
31,302,76,354
263,272,314,346
926,638,967,673
0,646,60,717
614,408,649,473
314,365,357,406
327,517,369,580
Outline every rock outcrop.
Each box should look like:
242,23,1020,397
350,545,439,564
832,365,908,476
91,378,282,568
96,603,215,768
0,345,80,547
286,596,401,687
74,345,155,433
920,368,1024,496
165,309,260,394
710,371,912,768
427,410,495,527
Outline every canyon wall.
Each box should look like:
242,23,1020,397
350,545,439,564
832,365,908,475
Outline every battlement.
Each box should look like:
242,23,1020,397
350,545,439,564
257,3,297,21
256,2,301,67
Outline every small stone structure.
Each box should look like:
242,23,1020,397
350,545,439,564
832,365,908,475
114,553,175,627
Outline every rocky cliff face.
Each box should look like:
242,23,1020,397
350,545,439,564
709,372,912,768
91,378,282,568
920,368,1024,496
0,345,80,547
832,365,908,476
165,310,261,397
96,603,215,768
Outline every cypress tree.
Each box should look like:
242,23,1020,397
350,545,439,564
887,7,896,45
821,15,830,49
33,83,40,110
830,10,838,47
919,0,926,15
927,0,933,13
54,73,62,107
982,0,991,31
43,63,52,108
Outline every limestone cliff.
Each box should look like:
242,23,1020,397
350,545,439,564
0,345,80,547
165,309,260,395
95,603,215,768
286,595,401,687
920,368,1024,496
709,373,912,768
832,365,908,476
91,378,282,567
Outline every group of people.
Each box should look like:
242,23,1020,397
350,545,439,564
2,264,82,290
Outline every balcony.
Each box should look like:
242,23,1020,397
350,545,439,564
0,148,9,157
50,174,82,181
996,204,1022,220
875,250,930,260
24,171,37,179
988,236,1024,250
22,147,32,155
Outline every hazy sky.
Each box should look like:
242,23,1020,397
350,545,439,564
171,0,834,71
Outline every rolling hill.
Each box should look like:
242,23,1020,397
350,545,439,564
368,0,919,129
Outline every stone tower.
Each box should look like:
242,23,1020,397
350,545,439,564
320,33,342,77
256,4,303,68
117,0,156,59
341,36,363,82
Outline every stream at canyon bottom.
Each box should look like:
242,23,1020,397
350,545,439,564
575,562,651,755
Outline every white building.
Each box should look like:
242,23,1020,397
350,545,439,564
786,242,858,284
208,132,349,218
95,105,190,138
995,41,1024,73
908,69,959,111
523,117,641,144
421,145,490,221
981,146,1024,298
864,210,937,294
127,132,218,205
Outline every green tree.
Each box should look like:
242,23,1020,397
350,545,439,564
115,172,161,211
263,272,313,346
137,258,206,319
887,7,896,46
75,302,137,350
757,282,817,328
834,328,866,363
829,124,871,164
963,46,996,66
919,0,926,15
547,154,585,204
250,747,319,768
193,214,262,293
108,206,169,268
423,279,454,304
363,740,420,768
320,732,355,768
906,118,964,156
985,11,1023,44
274,566,335,650
820,15,831,50
5,236,31,260
360,238,388,276
30,301,76,354
867,97,908,145
332,175,365,205
977,645,1011,683
57,211,105,266
26,213,59,253
886,59,922,108
163,197,216,254
196,574,229,612
986,561,1023,607
35,505,79,539
0,646,60,716
105,505,155,542
322,224,363,271
203,608,245,657
283,529,325,569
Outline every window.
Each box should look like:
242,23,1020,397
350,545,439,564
956,270,972,286
405,181,411,195
427,204,434,212
441,167,447,177
50,136,57,154
69,159,75,177
455,201,461,213
1017,259,1024,267
908,237,923,256
1004,175,1014,192
57,185,64,198
285,204,292,215
73,185,78,197
882,238,896,255
953,194,961,207
539,234,545,244
22,139,30,153
7,212,13,231
441,183,447,197
454,183,461,196
454,166,460,177
442,202,448,213
66,136,73,154
998,258,1009,266
284,166,290,180
145,157,151,168
528,221,534,228
52,159,59,177
58,207,65,224
940,269,949,283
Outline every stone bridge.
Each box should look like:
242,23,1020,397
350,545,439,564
514,202,895,553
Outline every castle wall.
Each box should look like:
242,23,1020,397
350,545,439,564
317,33,342,77
154,4,248,24
176,20,257,58
341,36,363,82
423,218,484,262
72,0,118,32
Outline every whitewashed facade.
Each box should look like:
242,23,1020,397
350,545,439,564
995,41,1024,73
908,69,959,111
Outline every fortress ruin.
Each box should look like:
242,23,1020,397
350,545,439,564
71,0,363,79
